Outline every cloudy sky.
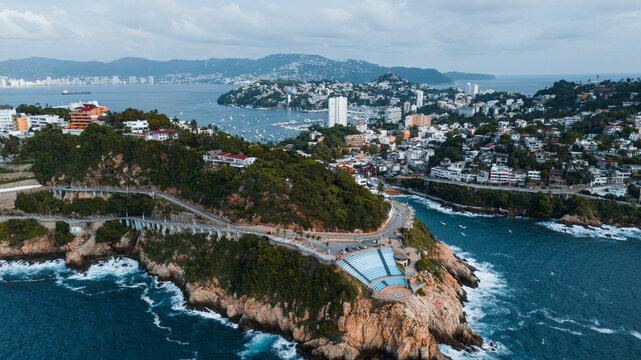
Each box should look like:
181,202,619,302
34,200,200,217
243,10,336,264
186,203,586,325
0,0,640,75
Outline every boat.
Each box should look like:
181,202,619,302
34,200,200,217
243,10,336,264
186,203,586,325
459,225,467,230
508,229,513,233
61,89,91,95
460,232,466,237
440,221,447,226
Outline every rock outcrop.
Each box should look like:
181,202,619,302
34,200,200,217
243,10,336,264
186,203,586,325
556,214,603,228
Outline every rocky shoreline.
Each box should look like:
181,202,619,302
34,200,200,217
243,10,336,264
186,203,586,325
400,188,640,230
1,225,482,360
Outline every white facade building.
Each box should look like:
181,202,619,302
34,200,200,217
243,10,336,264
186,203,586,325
27,114,66,130
123,120,149,133
328,96,347,127
415,90,424,108
466,82,479,97
0,105,16,135
384,107,402,123
489,164,512,184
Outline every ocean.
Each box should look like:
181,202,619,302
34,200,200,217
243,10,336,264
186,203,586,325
2,197,640,359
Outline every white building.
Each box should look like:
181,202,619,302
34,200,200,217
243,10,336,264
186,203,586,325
203,150,256,168
355,121,367,133
384,107,402,123
415,90,424,108
527,170,541,181
123,120,149,133
489,164,512,184
145,130,175,141
466,82,479,97
0,105,16,135
27,114,66,130
328,96,347,127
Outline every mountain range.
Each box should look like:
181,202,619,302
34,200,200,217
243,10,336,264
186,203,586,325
0,54,495,84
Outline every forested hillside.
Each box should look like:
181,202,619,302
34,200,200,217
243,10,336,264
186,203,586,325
22,125,389,231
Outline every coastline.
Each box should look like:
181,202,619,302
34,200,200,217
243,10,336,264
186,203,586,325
396,187,641,231
0,223,482,360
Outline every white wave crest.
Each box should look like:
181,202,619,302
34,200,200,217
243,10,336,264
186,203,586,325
588,325,617,334
537,221,641,241
0,259,68,280
271,337,301,360
67,257,141,281
158,280,239,329
240,331,301,359
398,195,497,218
438,244,510,358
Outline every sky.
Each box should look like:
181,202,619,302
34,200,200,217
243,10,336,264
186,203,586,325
0,0,640,75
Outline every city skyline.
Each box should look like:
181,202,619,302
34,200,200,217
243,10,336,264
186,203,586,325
0,1,639,75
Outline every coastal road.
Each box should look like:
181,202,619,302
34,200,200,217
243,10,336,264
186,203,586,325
405,176,640,207
45,186,413,244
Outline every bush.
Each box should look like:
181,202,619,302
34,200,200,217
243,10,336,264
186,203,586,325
54,221,74,246
95,220,132,243
15,191,154,217
401,220,437,254
0,219,48,246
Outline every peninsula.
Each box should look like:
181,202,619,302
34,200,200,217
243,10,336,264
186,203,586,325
0,114,482,360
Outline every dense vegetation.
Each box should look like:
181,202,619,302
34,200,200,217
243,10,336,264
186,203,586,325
142,232,359,336
0,219,48,246
16,104,70,121
15,191,154,217
22,125,388,231
106,108,173,130
399,220,443,281
95,220,135,243
399,220,436,254
403,180,641,226
281,124,361,162
54,221,74,245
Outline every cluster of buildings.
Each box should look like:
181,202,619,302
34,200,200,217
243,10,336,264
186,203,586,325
315,82,641,193
0,75,154,88
0,101,180,142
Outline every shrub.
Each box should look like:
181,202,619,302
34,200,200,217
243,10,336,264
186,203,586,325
0,219,47,246
54,221,74,246
95,220,132,243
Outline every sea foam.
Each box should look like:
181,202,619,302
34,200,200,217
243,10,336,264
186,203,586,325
538,221,641,241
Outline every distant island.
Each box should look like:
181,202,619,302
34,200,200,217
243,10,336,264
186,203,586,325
0,54,494,86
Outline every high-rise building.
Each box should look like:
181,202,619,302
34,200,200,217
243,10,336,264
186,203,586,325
466,82,479,97
67,103,110,130
128,76,137,84
415,90,424,108
0,105,16,134
384,107,402,123
328,96,347,127
148,76,154,85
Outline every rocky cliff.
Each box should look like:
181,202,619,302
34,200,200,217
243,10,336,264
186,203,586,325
1,226,482,360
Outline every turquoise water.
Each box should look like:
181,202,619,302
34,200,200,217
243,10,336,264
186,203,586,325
2,197,640,359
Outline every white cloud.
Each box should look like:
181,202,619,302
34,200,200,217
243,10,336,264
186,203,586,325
0,9,53,39
0,0,639,74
